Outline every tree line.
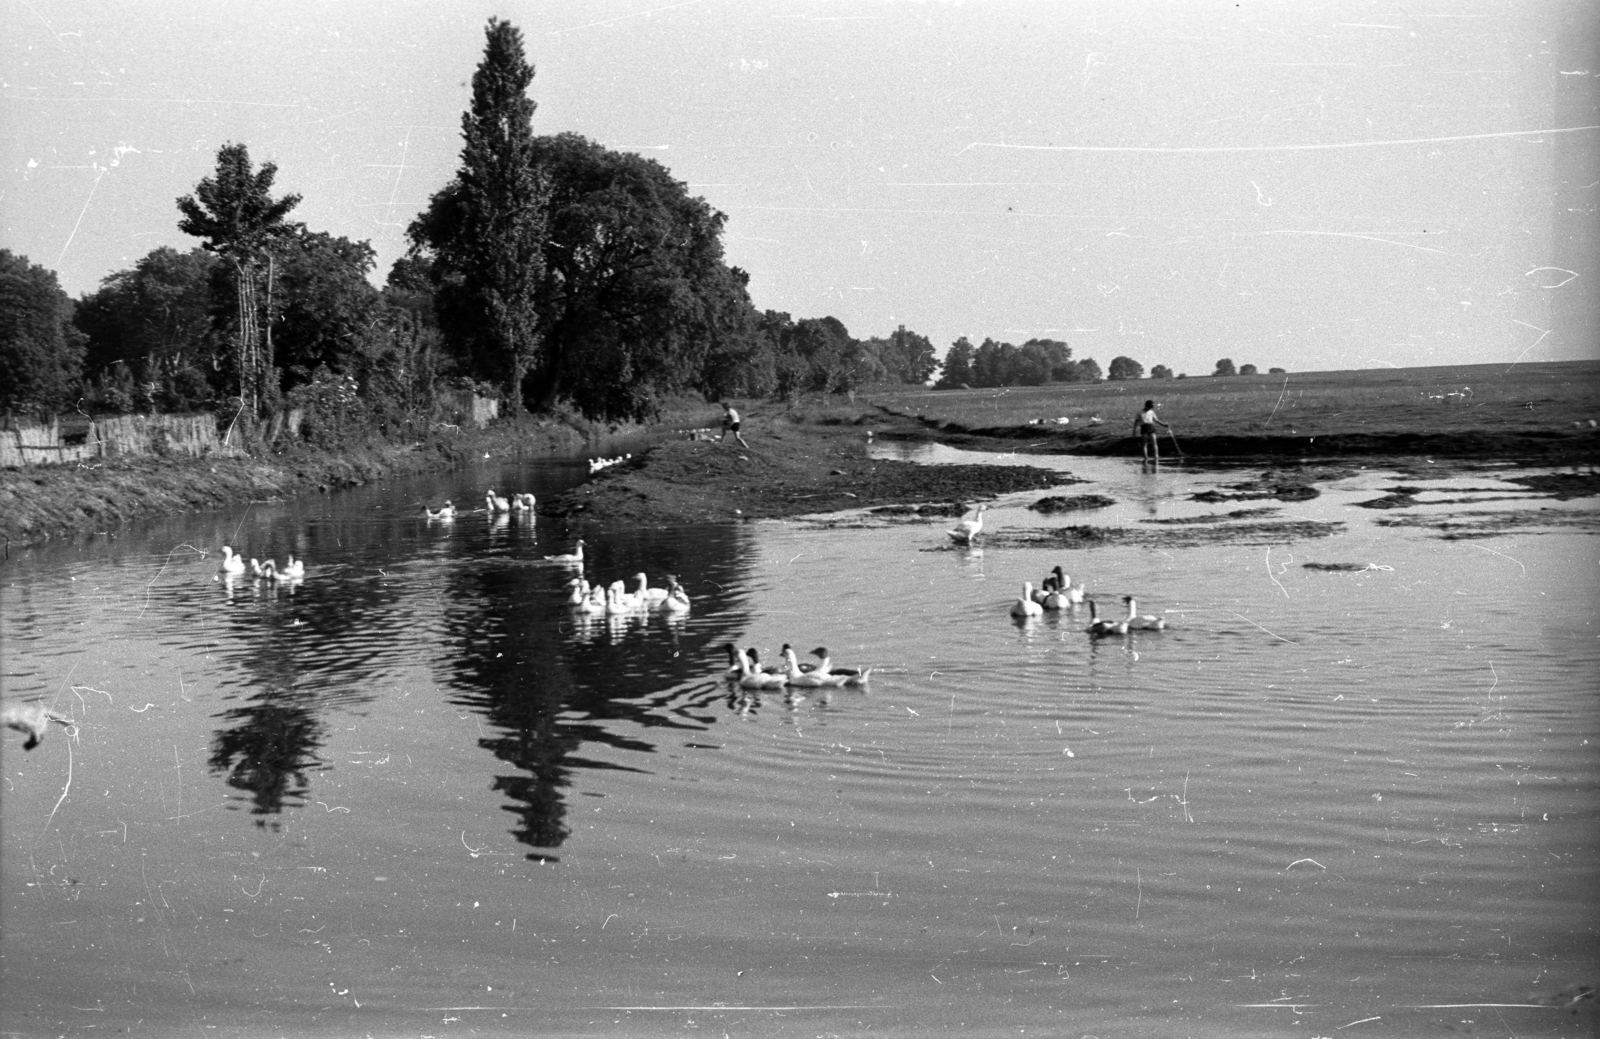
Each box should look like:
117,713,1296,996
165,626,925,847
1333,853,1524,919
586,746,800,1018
0,20,937,437
0,18,1281,436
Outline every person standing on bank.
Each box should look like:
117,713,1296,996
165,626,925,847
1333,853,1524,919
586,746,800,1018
1133,399,1171,468
721,401,750,449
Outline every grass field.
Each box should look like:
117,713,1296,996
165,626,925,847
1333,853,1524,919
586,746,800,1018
864,360,1600,448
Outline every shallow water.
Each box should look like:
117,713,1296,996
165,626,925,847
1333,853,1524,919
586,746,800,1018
3,451,1597,1038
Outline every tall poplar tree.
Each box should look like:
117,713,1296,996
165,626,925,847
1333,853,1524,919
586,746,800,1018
410,18,547,413
176,143,300,415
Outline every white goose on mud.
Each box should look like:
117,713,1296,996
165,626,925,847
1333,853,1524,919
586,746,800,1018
947,504,988,545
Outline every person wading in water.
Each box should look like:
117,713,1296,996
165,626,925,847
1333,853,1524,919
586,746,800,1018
1133,399,1172,470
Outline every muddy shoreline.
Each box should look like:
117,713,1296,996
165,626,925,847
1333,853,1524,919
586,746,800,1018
6,400,1597,547
545,404,1600,527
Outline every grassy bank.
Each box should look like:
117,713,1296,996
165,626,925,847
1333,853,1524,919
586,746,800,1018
0,418,598,550
867,360,1600,461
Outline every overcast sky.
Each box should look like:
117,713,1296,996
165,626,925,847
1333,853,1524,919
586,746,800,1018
4,0,1596,376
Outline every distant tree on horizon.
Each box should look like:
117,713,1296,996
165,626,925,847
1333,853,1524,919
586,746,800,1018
1072,357,1102,383
1239,363,1258,375
1107,355,1143,380
934,336,976,388
1149,364,1173,379
1213,357,1237,377
1269,366,1286,374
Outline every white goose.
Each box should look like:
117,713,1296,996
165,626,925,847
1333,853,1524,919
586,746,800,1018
781,645,839,687
661,575,691,613
744,648,790,677
544,539,585,565
486,489,512,513
809,647,871,685
1123,595,1167,630
578,584,607,616
1085,598,1129,637
1010,581,1044,619
947,504,988,544
724,643,752,678
732,644,788,689
632,573,669,607
424,500,457,521
605,583,638,616
1042,566,1084,609
280,555,306,580
219,547,247,574
564,577,589,606
512,492,536,512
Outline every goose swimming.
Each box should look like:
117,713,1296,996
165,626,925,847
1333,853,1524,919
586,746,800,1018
809,647,871,685
731,644,788,689
781,645,842,687
424,500,457,521
219,547,247,574
632,573,669,607
281,555,306,580
1010,581,1044,619
1123,595,1167,630
1084,598,1128,637
947,504,988,544
486,489,512,513
661,575,691,613
544,539,585,564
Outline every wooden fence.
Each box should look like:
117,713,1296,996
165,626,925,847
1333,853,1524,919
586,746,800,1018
1,414,235,468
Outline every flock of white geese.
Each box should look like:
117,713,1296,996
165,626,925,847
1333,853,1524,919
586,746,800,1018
947,503,1168,638
725,643,871,689
217,546,305,583
1010,565,1168,637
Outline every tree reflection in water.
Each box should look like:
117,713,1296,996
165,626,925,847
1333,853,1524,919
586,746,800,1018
440,524,757,860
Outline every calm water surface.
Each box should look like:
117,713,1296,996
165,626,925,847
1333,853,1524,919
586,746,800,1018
3,451,1596,1038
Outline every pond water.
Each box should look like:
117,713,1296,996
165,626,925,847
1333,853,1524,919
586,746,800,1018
3,449,1596,1038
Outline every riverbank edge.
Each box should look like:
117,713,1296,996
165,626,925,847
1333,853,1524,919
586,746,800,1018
0,418,601,551
9,399,1597,549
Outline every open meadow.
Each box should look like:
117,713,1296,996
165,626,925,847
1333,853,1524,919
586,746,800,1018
866,360,1600,458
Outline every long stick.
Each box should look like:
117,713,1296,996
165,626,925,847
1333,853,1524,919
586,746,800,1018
1168,428,1185,460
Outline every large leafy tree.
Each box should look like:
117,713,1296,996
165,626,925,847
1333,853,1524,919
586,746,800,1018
410,17,548,414
1213,357,1237,377
1149,364,1173,379
527,132,750,419
176,142,301,414
75,246,221,409
0,250,85,414
272,229,386,391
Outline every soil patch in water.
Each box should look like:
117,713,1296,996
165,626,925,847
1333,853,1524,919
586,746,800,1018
1029,493,1118,513
544,410,1067,525
978,518,1346,550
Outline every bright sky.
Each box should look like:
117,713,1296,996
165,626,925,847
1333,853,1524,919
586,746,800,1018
4,0,1596,376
